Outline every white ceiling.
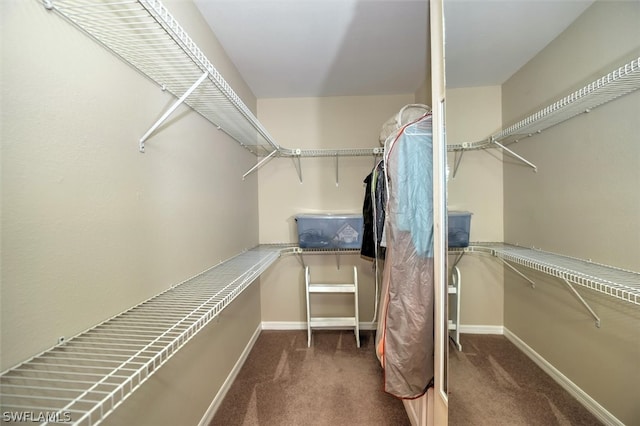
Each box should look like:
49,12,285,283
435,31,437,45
444,0,595,88
194,0,595,98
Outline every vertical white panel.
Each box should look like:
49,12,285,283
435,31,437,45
430,0,449,424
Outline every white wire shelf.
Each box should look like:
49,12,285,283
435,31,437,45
448,57,640,152
43,0,397,162
257,244,362,256
283,148,385,158
446,139,493,152
295,247,361,254
268,244,362,269
3,240,636,424
0,245,282,426
46,0,281,156
449,243,640,307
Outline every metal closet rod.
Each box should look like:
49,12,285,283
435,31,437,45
242,147,385,181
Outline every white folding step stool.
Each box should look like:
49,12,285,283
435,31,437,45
305,265,360,348
448,265,462,351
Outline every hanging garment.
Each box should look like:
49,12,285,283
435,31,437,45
361,160,387,261
379,104,431,146
394,121,434,258
377,113,434,399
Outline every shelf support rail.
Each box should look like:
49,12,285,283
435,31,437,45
242,150,279,180
450,250,465,270
293,151,303,183
451,150,465,179
559,276,601,328
491,140,537,172
139,71,209,152
497,257,537,288
292,247,306,269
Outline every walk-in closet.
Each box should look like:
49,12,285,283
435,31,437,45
1,1,638,425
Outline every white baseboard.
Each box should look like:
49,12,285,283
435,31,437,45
261,321,306,330
458,324,504,335
261,321,377,330
198,324,262,426
503,328,623,426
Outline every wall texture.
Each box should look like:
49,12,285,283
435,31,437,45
501,1,640,424
1,0,261,423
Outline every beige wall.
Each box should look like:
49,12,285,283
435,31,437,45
446,86,504,327
414,78,432,106
502,1,640,424
257,94,414,324
414,11,432,107
1,0,261,423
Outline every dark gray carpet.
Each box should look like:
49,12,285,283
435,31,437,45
449,334,603,426
213,331,602,425
211,330,410,426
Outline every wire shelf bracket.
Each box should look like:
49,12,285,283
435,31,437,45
451,150,465,179
559,276,601,328
242,150,279,180
497,257,536,288
293,153,303,184
139,71,209,152
491,140,538,172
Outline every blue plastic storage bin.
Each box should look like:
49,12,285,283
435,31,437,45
295,214,364,249
448,211,472,248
